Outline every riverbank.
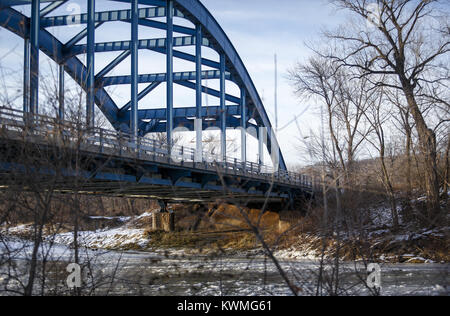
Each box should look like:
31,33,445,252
1,205,448,264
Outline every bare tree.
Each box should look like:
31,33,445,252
387,88,415,198
289,53,374,229
324,0,449,221
443,135,450,199
362,86,400,229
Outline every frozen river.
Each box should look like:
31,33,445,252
0,239,448,296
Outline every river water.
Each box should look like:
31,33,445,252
94,251,448,296
0,239,447,296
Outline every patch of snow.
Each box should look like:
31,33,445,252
51,227,149,250
370,206,396,227
369,229,390,237
275,249,319,260
405,256,429,263
88,216,131,222
136,212,154,219
433,284,447,294
2,224,33,234
415,195,427,202
393,234,411,242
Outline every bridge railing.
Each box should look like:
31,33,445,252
0,106,312,189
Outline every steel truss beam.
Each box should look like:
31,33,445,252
175,81,240,104
170,0,287,170
118,105,253,135
29,0,40,115
66,36,212,57
130,0,139,139
95,50,130,80
0,7,120,127
149,47,222,70
129,105,242,121
137,118,246,134
40,0,66,17
195,23,202,158
86,0,95,128
23,38,30,114
240,88,247,162
101,70,232,87
64,22,104,49
137,18,194,35
166,0,173,147
1,0,288,170
40,6,184,27
220,53,226,159
120,82,161,113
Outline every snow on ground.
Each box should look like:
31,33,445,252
51,227,149,250
1,212,155,251
2,209,447,263
88,216,131,222
388,226,449,243
274,249,320,260
369,204,404,227
3,224,33,235
274,235,322,260
136,212,153,219
51,212,155,249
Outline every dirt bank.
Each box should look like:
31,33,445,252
2,204,448,264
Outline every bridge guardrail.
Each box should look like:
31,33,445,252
0,107,313,189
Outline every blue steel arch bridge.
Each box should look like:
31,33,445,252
0,0,313,210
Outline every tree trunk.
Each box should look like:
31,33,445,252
24,210,46,296
405,122,412,198
322,166,329,232
403,124,413,222
24,232,41,296
380,146,399,230
334,172,343,229
443,137,449,201
400,80,441,222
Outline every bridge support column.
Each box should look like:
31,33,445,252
220,53,226,161
152,210,175,232
58,64,64,121
130,0,139,141
269,127,280,171
23,38,30,115
153,201,174,232
166,0,174,149
240,88,247,163
158,200,167,212
86,0,95,128
195,24,202,162
29,0,40,116
258,126,266,166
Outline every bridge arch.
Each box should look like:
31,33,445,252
0,0,287,170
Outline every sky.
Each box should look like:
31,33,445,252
0,0,347,168
199,0,347,166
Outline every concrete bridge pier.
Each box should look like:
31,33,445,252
152,200,175,232
158,200,168,213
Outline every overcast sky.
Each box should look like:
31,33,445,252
200,0,347,165
0,0,347,167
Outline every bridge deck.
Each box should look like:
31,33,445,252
0,107,312,206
